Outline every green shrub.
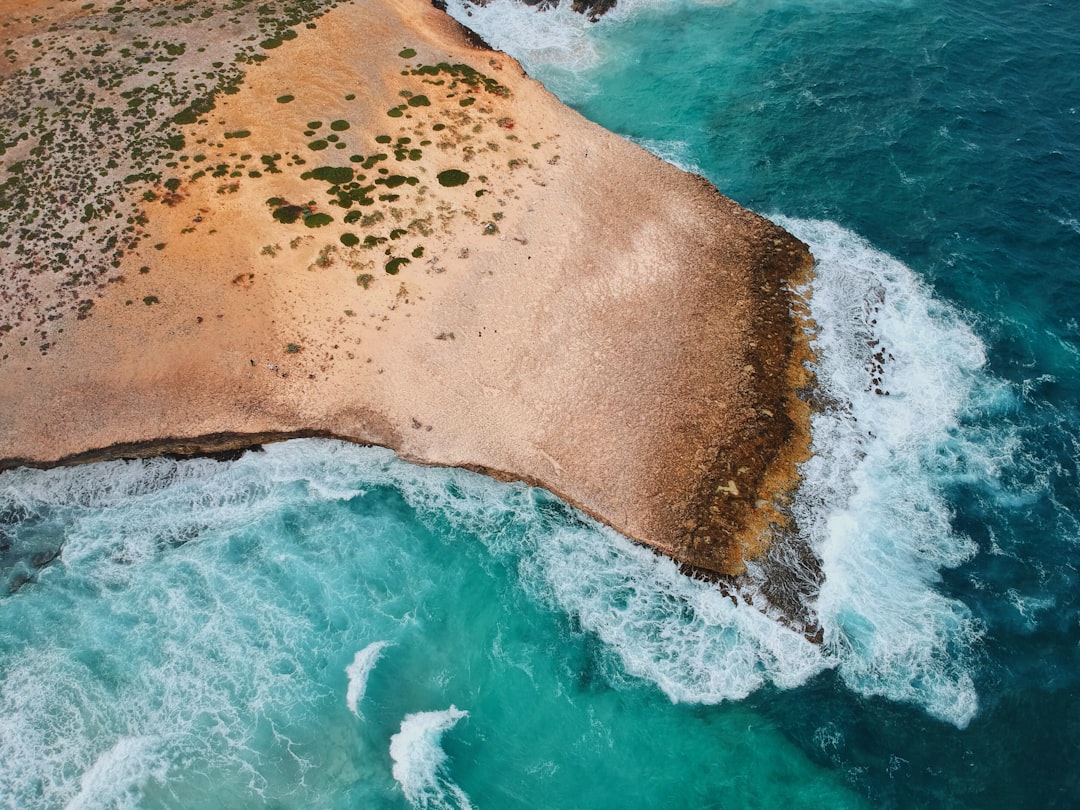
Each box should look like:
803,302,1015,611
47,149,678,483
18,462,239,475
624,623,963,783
273,205,302,223
385,257,409,275
330,120,350,132
304,213,333,228
341,232,360,247
173,108,198,125
436,169,469,187
310,166,354,184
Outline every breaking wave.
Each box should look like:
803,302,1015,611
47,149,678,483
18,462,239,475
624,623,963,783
390,707,473,810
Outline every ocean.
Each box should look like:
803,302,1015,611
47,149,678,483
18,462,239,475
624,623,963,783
2,0,1078,806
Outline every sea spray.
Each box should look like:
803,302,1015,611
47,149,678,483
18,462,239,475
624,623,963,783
0,453,362,809
777,217,999,727
442,0,601,83
63,737,168,810
0,434,983,808
440,0,1002,728
345,641,392,717
316,443,829,701
389,707,473,810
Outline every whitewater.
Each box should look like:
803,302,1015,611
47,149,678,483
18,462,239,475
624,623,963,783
3,0,1079,806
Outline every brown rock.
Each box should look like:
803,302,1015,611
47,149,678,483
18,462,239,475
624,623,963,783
0,0,814,578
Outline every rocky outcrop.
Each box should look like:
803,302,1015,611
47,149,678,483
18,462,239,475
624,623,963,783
0,0,813,580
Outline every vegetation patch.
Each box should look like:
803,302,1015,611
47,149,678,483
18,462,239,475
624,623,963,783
437,169,469,187
0,23,511,354
273,206,303,223
411,61,510,98
304,212,333,228
385,257,410,275
309,166,354,184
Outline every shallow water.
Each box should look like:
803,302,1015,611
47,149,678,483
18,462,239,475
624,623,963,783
3,0,1080,805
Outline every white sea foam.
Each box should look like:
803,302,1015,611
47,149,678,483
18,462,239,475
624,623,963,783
406,0,1000,726
444,0,603,76
776,216,1001,727
0,228,1006,810
441,0,745,104
293,443,829,703
1055,213,1080,236
390,707,473,810
625,136,705,174
64,736,168,810
0,453,333,808
345,641,392,717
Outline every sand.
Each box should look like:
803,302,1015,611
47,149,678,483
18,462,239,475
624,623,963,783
0,0,814,577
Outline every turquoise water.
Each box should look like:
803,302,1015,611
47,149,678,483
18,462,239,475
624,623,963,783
3,0,1079,806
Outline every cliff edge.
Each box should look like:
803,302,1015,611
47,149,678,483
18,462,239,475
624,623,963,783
0,0,813,578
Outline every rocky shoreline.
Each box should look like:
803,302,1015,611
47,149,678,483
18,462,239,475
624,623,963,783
0,0,816,590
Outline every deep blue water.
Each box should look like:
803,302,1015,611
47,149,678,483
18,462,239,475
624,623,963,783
2,0,1079,806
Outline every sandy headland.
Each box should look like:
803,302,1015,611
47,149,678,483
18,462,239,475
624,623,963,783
0,0,814,581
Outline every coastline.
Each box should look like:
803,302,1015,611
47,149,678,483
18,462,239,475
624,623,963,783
0,0,815,581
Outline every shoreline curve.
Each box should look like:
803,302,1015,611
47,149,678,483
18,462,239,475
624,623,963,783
0,0,816,584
